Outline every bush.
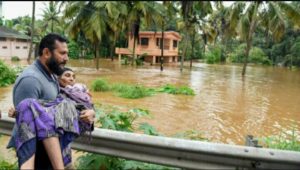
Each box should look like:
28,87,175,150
85,53,94,59
249,47,271,65
91,79,110,92
11,56,20,61
68,41,80,59
227,44,246,63
121,56,129,65
205,44,224,64
0,60,17,87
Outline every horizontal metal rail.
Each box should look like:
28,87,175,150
0,114,299,169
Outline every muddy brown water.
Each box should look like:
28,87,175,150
1,59,299,153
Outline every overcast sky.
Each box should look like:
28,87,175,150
1,1,235,20
2,1,46,20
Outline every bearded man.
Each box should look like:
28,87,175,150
7,33,95,169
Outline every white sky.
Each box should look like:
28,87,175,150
2,1,47,20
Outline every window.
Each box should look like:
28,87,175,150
0,37,6,41
173,40,177,48
2,46,7,49
156,38,160,46
16,46,20,49
140,38,149,46
23,46,28,49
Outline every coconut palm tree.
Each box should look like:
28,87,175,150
228,1,300,76
65,1,129,69
126,1,161,66
42,1,61,33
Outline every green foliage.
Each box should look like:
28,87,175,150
0,160,17,170
156,84,195,96
173,130,208,141
76,105,176,169
11,56,20,61
112,83,155,99
260,126,300,152
91,78,195,99
249,47,272,65
76,153,177,170
85,52,94,60
135,58,144,66
205,44,224,64
290,38,300,66
121,56,129,65
91,79,110,92
68,41,80,59
227,44,246,63
96,107,150,132
227,45,272,65
0,60,17,87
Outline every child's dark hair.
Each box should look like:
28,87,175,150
58,67,73,77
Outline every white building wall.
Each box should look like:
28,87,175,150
0,38,31,59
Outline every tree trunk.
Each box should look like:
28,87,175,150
190,29,195,69
27,1,35,62
131,36,137,66
181,27,189,72
51,21,54,33
242,2,259,76
160,23,164,71
110,42,115,61
95,43,100,70
242,40,252,76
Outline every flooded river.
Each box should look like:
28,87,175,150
1,59,299,146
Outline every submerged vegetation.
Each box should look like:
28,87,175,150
260,125,300,152
91,79,195,99
156,84,195,96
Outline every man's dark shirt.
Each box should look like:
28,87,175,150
7,59,59,169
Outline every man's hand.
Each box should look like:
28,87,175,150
8,107,16,118
79,109,95,124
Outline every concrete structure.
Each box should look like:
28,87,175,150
115,31,181,64
0,26,31,60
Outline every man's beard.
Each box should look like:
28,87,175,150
46,54,66,75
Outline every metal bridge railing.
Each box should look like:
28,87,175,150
0,114,299,169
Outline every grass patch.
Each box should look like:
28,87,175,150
91,79,110,92
156,84,195,96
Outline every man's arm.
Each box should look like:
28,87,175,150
14,77,42,106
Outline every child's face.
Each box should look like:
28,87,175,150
59,70,75,87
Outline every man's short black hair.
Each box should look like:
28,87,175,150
38,33,68,56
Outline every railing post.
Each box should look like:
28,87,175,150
245,135,262,148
